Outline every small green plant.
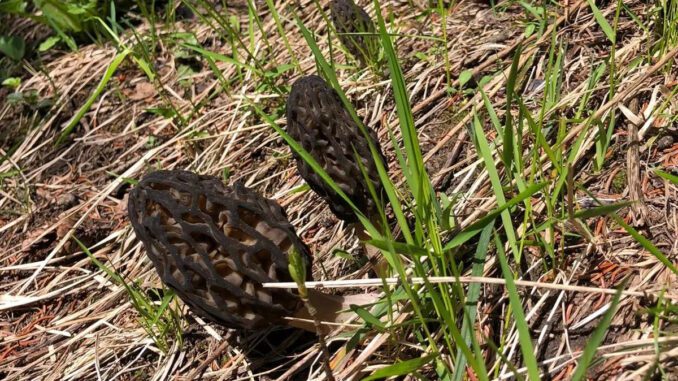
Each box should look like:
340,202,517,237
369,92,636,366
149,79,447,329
652,0,678,58
74,236,184,353
0,34,25,61
1,0,117,50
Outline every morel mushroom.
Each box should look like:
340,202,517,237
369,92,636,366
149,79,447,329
331,0,380,68
286,75,388,275
128,170,364,332
286,75,385,223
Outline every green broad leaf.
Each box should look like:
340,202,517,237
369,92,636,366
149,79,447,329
0,35,25,61
38,36,61,52
524,23,536,37
458,69,473,87
518,1,544,19
2,77,20,88
38,0,83,32
574,201,633,220
362,354,437,380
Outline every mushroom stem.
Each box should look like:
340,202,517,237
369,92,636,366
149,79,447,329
286,291,376,334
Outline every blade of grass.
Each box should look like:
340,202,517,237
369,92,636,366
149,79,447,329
494,231,540,381
371,2,485,377
444,181,547,250
586,0,616,43
362,354,437,381
470,112,520,261
573,201,633,219
610,213,678,276
453,223,493,381
56,49,130,146
654,169,678,185
570,283,625,381
263,0,300,71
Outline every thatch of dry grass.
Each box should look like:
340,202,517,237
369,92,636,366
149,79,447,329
1,0,677,380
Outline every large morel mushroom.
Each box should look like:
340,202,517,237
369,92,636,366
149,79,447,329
286,75,386,224
330,0,380,67
128,170,313,330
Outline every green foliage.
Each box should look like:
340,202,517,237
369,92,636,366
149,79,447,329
652,0,678,57
74,236,183,354
2,77,21,88
56,49,130,145
586,0,615,43
570,284,625,381
288,247,308,298
0,35,25,60
0,0,139,51
362,354,437,380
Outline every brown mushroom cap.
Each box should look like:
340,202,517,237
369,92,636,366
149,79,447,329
285,75,386,223
330,0,379,67
127,170,312,330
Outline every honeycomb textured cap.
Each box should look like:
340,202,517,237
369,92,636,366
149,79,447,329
330,0,379,66
127,170,312,330
286,75,386,223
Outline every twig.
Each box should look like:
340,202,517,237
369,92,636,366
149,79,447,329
263,276,677,300
184,339,231,380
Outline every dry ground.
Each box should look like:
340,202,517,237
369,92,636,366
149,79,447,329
1,0,677,380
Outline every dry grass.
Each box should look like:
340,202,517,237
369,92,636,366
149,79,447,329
1,0,677,380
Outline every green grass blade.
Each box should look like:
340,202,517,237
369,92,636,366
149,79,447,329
263,0,300,71
654,169,678,185
295,15,413,244
502,45,522,175
610,214,678,276
586,0,616,43
570,284,625,381
453,223,493,381
56,49,130,146
470,113,520,261
573,201,634,219
494,232,540,381
251,104,367,225
362,354,437,381
444,182,546,250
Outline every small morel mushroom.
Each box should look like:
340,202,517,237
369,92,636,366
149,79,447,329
286,75,386,224
330,0,380,68
128,170,365,332
286,75,388,275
